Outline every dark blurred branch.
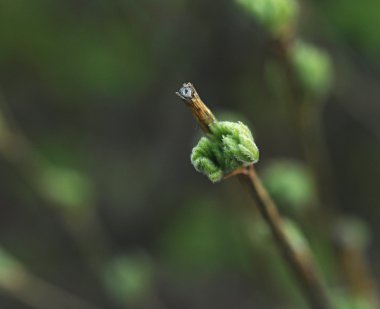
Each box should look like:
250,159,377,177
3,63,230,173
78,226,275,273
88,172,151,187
0,92,115,299
0,91,168,309
273,36,380,308
274,39,338,211
0,249,99,309
3,275,100,309
0,98,110,270
333,219,379,308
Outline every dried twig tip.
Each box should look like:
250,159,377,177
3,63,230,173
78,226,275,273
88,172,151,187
176,82,216,133
176,82,196,103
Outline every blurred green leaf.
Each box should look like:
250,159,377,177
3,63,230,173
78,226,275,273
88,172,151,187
261,160,316,214
37,165,93,210
103,254,153,306
291,41,333,96
334,290,376,309
237,0,298,38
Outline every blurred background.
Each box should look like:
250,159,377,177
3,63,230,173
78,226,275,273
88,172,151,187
0,0,380,308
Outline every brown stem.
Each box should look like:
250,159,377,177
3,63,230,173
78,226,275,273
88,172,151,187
239,165,332,309
177,83,333,309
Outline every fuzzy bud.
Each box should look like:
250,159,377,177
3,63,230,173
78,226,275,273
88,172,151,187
191,121,259,183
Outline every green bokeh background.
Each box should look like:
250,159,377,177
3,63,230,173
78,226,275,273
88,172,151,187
0,0,380,308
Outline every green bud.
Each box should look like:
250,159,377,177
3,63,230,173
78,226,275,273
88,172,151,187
291,41,333,96
191,121,259,183
261,160,316,214
237,0,298,38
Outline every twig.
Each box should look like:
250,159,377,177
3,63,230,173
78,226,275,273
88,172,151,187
0,252,100,309
334,220,379,308
239,165,332,309
2,275,100,309
274,39,338,211
274,31,380,306
0,93,113,297
0,115,110,272
0,91,168,309
177,82,333,309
